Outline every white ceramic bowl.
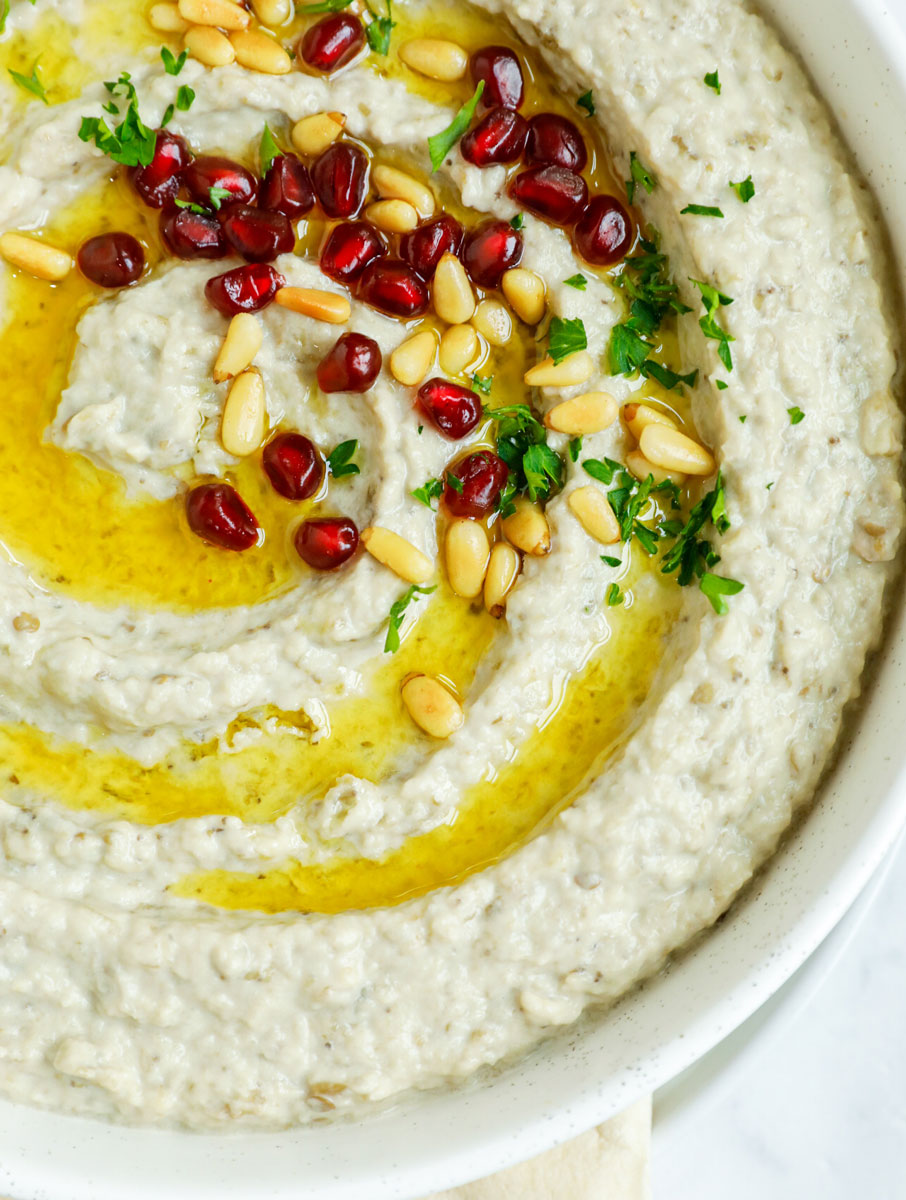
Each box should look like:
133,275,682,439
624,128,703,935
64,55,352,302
4,1,906,1196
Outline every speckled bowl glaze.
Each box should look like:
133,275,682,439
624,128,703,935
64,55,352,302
3,0,906,1196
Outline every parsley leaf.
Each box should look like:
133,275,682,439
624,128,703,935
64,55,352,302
510,213,524,230
568,436,583,462
364,0,393,54
176,83,194,111
206,185,231,211
577,89,595,117
699,571,744,615
717,380,729,391
486,402,565,510
8,59,46,104
412,477,443,509
260,123,280,173
0,1,8,34
547,315,587,364
564,273,587,290
428,81,484,172
326,439,360,478
641,361,698,392
704,70,721,94
582,457,622,485
471,373,493,395
161,46,188,75
729,175,755,203
690,277,735,372
680,203,724,218
297,0,354,11
384,584,436,653
606,582,624,606
625,151,656,205
787,406,805,425
445,470,464,494
79,72,157,167
600,554,622,567
660,473,731,593
174,197,207,214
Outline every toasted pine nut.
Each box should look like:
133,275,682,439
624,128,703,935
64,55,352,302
433,252,475,325
13,612,40,633
471,299,512,346
361,526,434,584
221,369,267,457
439,323,480,375
502,268,546,325
0,232,72,281
292,111,346,156
399,37,468,81
639,424,716,476
230,29,292,73
502,497,551,557
178,0,249,30
544,391,617,435
372,165,435,218
568,485,621,545
401,674,463,739
445,519,490,598
366,199,419,234
625,449,686,487
149,2,189,32
251,0,292,26
524,351,594,389
275,287,351,324
390,329,436,386
185,24,236,65
484,542,521,617
213,313,263,383
622,401,678,442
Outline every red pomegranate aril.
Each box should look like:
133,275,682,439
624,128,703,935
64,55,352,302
320,220,387,284
161,208,229,259
295,516,359,570
460,106,528,167
259,155,315,219
443,450,509,519
508,165,589,226
462,218,523,288
470,45,524,109
311,143,369,219
525,113,588,172
186,483,261,552
299,13,365,73
317,332,382,394
129,130,191,209
416,378,482,441
205,263,285,316
77,232,145,288
399,214,463,280
221,204,295,262
262,432,324,501
185,156,258,210
358,259,430,318
574,194,634,266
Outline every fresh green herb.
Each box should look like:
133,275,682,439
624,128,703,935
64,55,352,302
445,470,464,495
659,470,743,618
160,46,188,75
176,83,194,110
739,414,746,422
564,273,587,290
207,185,232,211
606,582,624,606
364,0,394,54
568,436,583,462
690,277,735,371
326,439,360,478
704,69,721,94
417,425,423,435
297,0,354,11
577,89,595,117
260,123,280,173
729,175,755,203
485,402,565,512
642,361,698,392
766,481,774,490
428,81,484,172
510,213,524,230
787,406,805,425
582,457,623,485
680,203,725,218
625,151,656,205
384,584,436,653
174,197,207,214
716,380,729,390
699,571,744,615
0,1,8,35
547,315,587,364
79,72,157,167
471,373,493,396
8,59,46,103
600,554,622,568
412,477,443,509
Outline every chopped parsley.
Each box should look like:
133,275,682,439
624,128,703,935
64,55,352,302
699,572,744,615
680,203,725,218
79,72,157,167
600,554,622,568
471,372,493,395
259,123,280,173
577,89,595,117
704,70,721,94
160,82,194,128
206,185,232,211
642,361,698,392
364,0,394,54
510,213,524,230
659,472,742,612
625,151,656,206
568,436,583,462
428,80,484,172
738,413,746,422
384,584,436,653
1,0,37,36
606,582,624,606
445,470,464,494
564,273,587,290
548,315,587,364
690,277,735,371
160,46,187,76
326,438,360,478
174,197,207,214
297,0,354,10
787,406,805,425
716,380,729,390
485,403,564,514
8,59,46,103
729,175,755,203
412,477,443,509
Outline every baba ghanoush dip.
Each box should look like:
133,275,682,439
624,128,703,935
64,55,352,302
0,0,901,1129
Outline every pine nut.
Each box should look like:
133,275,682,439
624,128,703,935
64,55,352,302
372,165,435,218
399,38,468,81
625,449,686,487
622,401,677,441
484,542,521,617
230,29,292,73
292,111,346,157
178,0,249,30
365,199,419,234
0,232,72,281
275,287,351,324
445,519,490,598
501,497,551,557
149,2,189,32
568,485,621,544
438,323,480,375
213,313,263,383
401,674,463,739
389,329,436,386
433,252,475,325
361,526,434,584
502,268,546,325
221,369,267,457
524,351,594,389
13,612,40,633
471,298,512,346
639,424,716,476
185,24,236,66
251,0,292,26
544,391,617,435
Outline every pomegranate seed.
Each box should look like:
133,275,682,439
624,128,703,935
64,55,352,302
311,143,369,219
185,156,258,210
525,113,588,173
461,106,528,167
259,155,315,219
462,219,523,288
317,332,382,393
299,13,365,73
320,220,387,284
129,129,191,209
262,432,324,501
470,45,524,109
221,204,295,262
161,208,229,259
508,166,589,226
443,450,509,519
574,195,634,266
399,214,463,280
295,516,359,570
205,263,285,316
77,232,145,287
358,259,429,318
186,483,261,551
416,378,482,440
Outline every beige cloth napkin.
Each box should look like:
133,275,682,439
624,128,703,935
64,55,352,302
425,1097,651,1200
